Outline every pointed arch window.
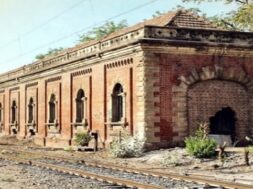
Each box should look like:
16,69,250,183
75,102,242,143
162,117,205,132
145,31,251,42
111,83,124,122
76,89,85,123
11,100,17,124
49,94,56,123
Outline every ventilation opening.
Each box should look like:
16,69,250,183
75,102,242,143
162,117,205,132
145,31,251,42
209,107,236,141
29,129,35,136
12,128,17,135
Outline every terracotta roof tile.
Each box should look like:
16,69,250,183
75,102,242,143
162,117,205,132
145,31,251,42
168,11,217,29
101,10,218,41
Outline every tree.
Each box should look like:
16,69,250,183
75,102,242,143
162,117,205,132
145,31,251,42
35,47,64,60
79,20,128,43
182,0,253,31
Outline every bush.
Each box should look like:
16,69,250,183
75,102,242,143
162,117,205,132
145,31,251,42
109,131,145,158
185,122,217,158
74,132,92,146
185,137,216,158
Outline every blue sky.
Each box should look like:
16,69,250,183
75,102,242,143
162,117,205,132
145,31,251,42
0,0,238,74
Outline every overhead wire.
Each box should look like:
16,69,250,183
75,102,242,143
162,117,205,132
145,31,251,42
0,0,160,65
0,0,89,50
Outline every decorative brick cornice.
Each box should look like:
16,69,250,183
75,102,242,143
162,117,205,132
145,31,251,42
106,58,133,69
10,87,20,92
144,26,253,46
25,82,38,89
71,68,92,77
46,76,62,84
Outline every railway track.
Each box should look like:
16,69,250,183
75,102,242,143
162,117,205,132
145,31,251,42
0,144,252,189
0,156,164,189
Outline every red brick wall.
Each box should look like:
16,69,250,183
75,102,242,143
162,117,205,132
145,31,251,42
25,83,38,136
188,80,249,138
1,44,253,149
105,61,133,140
156,51,253,146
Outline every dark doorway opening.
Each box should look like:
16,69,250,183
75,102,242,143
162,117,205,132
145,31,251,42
209,107,236,141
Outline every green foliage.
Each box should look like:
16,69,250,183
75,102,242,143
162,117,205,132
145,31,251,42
74,132,92,146
185,137,217,158
182,0,251,4
185,122,216,158
35,47,64,60
109,131,145,158
79,20,128,43
182,0,253,31
246,146,253,153
232,3,253,31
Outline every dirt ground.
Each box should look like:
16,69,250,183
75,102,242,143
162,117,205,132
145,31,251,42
0,136,252,188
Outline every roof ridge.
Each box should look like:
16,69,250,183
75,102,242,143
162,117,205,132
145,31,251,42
167,9,218,29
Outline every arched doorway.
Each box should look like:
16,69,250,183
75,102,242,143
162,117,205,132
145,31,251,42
209,107,236,141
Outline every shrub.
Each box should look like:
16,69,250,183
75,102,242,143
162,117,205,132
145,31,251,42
109,131,145,158
185,122,217,158
185,137,216,158
74,132,92,146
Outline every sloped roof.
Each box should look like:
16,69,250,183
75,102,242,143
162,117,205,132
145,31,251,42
44,10,219,56
168,10,218,29
102,10,218,41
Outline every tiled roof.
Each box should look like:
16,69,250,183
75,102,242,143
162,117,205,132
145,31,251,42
168,10,218,29
102,10,218,41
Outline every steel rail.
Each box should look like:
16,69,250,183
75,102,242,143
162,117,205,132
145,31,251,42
0,155,164,189
1,145,253,189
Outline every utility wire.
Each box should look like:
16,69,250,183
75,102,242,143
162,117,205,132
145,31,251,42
0,0,160,65
0,0,88,50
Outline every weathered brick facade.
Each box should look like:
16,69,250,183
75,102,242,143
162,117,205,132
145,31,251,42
0,10,253,149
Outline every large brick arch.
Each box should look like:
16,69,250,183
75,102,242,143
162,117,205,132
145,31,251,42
172,64,253,143
187,80,249,139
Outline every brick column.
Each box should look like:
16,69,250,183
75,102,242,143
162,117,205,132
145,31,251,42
4,89,10,135
18,84,26,138
135,52,161,149
60,72,71,145
35,80,46,146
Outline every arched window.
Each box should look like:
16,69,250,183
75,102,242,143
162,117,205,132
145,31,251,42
49,94,56,123
0,103,2,123
11,101,17,123
112,83,123,122
28,98,34,123
76,89,85,123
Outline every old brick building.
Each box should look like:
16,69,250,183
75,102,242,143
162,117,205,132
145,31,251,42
0,10,253,149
